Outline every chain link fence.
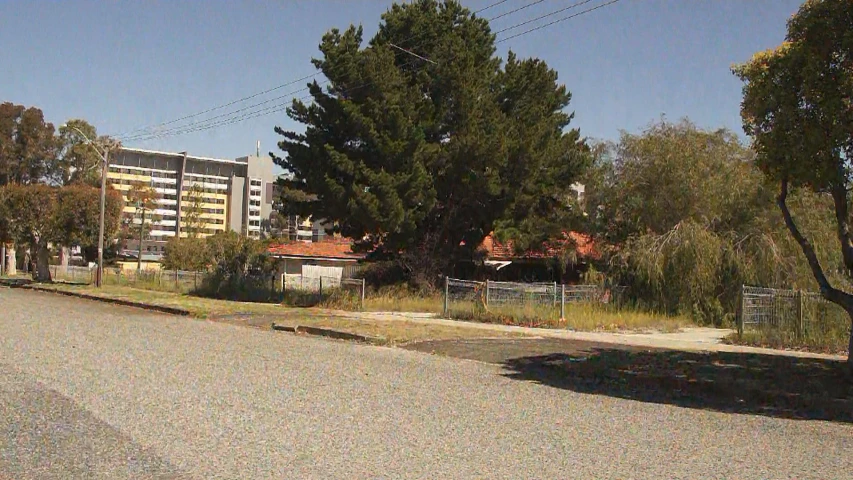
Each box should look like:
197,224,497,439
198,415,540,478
443,277,627,321
49,265,204,293
738,285,851,341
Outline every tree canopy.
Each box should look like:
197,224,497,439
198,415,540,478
0,102,59,186
733,0,853,358
274,0,588,281
57,119,108,187
583,119,768,246
581,118,843,325
0,183,122,280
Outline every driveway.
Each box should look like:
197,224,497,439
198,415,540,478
1,287,852,479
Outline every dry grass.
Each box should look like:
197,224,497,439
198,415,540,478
36,283,284,318
363,295,443,313
283,288,689,333
725,327,850,355
38,281,688,338
447,301,689,332
31,283,528,344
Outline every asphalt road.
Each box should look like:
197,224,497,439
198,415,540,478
1,287,852,479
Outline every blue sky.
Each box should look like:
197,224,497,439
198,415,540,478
2,0,802,163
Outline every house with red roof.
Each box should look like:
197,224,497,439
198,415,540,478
268,237,366,280
474,231,600,283
267,229,598,284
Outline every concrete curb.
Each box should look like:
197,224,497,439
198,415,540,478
271,323,297,333
24,285,191,317
271,322,383,343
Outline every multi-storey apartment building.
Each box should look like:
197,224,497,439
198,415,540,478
107,147,276,257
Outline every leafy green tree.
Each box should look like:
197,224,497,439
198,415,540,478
0,102,60,186
0,184,122,281
196,231,276,300
162,237,209,271
54,184,123,249
733,0,853,360
583,119,768,246
581,118,843,326
274,0,588,284
56,119,116,187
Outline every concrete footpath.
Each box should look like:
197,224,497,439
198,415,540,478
346,311,849,361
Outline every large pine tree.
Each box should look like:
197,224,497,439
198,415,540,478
274,0,588,280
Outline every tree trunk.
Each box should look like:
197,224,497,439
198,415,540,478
31,243,51,283
6,246,16,276
60,246,70,275
779,179,853,367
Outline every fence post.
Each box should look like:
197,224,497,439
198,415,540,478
796,289,804,340
194,271,198,291
443,276,449,317
174,270,178,289
319,276,323,302
554,281,558,306
737,284,745,337
158,270,162,287
485,279,490,306
361,278,366,311
560,283,565,321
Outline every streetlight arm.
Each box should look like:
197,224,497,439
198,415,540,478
62,124,107,161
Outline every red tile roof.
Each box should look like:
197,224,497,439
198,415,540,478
479,231,600,261
268,238,366,260
268,231,599,262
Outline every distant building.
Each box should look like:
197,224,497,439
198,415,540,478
273,173,332,243
107,147,276,257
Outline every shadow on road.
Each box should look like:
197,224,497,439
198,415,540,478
501,347,853,423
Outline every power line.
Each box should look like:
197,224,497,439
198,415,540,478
493,0,598,36
475,0,512,14
496,0,622,43
114,72,318,139
488,0,548,22
125,59,422,142
116,0,515,139
125,0,623,144
119,83,321,142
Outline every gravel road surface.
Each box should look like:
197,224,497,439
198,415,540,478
1,287,852,479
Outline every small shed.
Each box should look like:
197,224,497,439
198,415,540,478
268,239,366,281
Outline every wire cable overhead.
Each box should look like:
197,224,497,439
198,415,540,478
122,0,623,144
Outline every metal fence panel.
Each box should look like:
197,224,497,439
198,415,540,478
49,265,203,293
443,277,626,320
739,284,851,339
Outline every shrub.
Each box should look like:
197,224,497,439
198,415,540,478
193,232,278,302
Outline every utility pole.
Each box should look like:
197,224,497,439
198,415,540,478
61,123,110,288
96,149,109,287
137,203,145,273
